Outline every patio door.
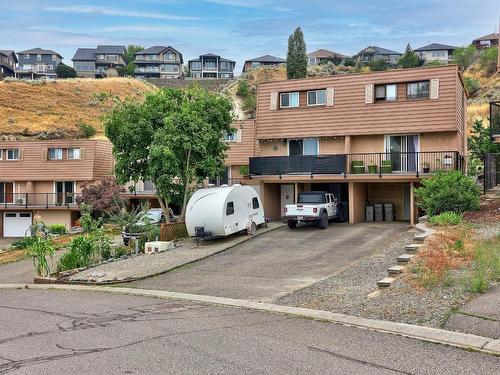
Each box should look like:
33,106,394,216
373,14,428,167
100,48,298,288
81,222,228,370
55,181,75,205
0,182,14,204
384,135,419,172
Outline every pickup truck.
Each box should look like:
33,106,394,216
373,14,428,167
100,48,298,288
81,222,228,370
285,191,339,229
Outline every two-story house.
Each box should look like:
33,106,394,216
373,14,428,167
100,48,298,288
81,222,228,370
242,55,285,73
414,43,457,64
354,46,401,66
72,45,126,78
133,46,183,79
15,48,63,79
0,50,17,78
248,65,467,226
0,140,114,237
307,49,348,65
188,53,235,78
472,32,499,49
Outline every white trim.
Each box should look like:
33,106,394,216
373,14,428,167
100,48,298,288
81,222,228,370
279,92,299,108
306,89,327,106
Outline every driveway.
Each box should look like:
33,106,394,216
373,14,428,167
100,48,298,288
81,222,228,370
0,238,16,250
128,222,409,301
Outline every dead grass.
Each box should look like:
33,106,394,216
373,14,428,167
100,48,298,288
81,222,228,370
0,249,27,265
0,78,155,138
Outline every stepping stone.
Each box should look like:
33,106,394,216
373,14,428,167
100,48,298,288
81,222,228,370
387,265,405,275
405,244,422,254
377,277,396,288
397,253,414,264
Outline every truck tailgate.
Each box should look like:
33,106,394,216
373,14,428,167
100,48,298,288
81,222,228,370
286,204,318,217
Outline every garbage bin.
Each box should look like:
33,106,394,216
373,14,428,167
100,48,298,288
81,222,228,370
365,205,374,222
384,203,394,222
374,203,384,222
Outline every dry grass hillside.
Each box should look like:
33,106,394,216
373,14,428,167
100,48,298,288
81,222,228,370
464,64,500,127
0,78,155,140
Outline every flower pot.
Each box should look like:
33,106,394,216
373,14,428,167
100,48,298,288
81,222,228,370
367,165,377,174
423,167,430,173
352,165,365,174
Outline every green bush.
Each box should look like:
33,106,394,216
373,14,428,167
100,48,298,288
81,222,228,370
236,80,250,97
26,237,55,276
48,224,67,235
414,170,480,216
479,47,498,75
368,58,388,71
58,235,97,271
10,237,37,250
463,76,481,97
239,165,249,176
429,212,464,226
78,123,97,138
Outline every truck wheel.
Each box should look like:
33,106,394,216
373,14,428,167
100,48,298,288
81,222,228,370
287,219,297,229
318,212,328,229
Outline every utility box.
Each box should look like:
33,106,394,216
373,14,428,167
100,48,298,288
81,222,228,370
144,241,175,254
384,204,394,222
365,205,374,222
374,204,384,222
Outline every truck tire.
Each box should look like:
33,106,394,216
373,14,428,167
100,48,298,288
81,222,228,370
318,212,328,229
287,219,297,229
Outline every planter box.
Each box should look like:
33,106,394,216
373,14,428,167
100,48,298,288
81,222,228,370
367,165,378,174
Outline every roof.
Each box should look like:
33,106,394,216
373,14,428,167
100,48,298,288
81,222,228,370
96,45,126,55
17,48,63,58
355,46,401,56
189,54,235,63
307,49,348,58
414,43,458,51
134,46,183,63
0,49,18,62
473,32,499,42
245,55,285,63
72,48,96,61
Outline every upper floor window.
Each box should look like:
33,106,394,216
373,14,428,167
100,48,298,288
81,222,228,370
280,92,299,108
307,89,326,106
407,81,429,100
204,59,216,68
68,148,80,160
48,148,63,160
165,52,175,61
375,84,397,101
4,149,20,160
224,130,237,142
52,54,57,61
220,61,229,69
191,61,201,70
37,54,41,61
23,54,30,59
97,54,105,60
288,138,318,156
107,55,118,61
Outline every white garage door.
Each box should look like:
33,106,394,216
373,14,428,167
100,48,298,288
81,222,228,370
3,212,32,237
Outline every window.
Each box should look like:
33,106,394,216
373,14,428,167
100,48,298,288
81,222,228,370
252,197,259,209
48,65,53,70
307,90,326,106
251,62,260,68
191,72,202,78
191,61,201,70
165,52,175,61
97,54,105,60
220,61,229,69
6,149,19,160
375,84,397,101
226,201,234,216
204,59,216,68
280,92,299,108
407,81,429,100
68,148,80,160
55,181,75,204
37,54,41,61
303,138,319,155
24,54,30,59
220,73,231,78
107,55,118,61
52,54,57,61
162,64,178,73
308,57,317,64
48,148,63,160
288,138,319,156
224,131,237,142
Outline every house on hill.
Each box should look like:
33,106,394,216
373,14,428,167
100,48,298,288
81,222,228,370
72,45,126,78
15,48,63,79
133,46,183,79
307,49,348,65
188,53,235,78
414,43,457,64
472,32,499,49
242,55,285,73
0,50,17,78
354,46,401,65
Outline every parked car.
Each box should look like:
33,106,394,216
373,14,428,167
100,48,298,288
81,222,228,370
122,208,166,245
285,191,339,229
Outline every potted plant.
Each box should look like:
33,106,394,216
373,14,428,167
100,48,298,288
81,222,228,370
351,160,365,174
422,161,430,173
367,161,377,174
239,165,250,179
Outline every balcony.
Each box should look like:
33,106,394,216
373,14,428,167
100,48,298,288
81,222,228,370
249,151,464,177
135,67,160,74
490,101,500,143
0,193,82,209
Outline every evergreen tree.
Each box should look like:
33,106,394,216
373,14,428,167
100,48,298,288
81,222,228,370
398,44,420,68
468,119,500,160
286,27,307,79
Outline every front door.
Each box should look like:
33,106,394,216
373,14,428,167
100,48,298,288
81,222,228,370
402,183,411,221
385,135,419,172
280,184,294,217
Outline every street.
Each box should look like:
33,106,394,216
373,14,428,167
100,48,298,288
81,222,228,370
0,289,498,374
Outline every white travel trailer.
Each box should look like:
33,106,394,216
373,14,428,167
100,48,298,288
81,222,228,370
186,184,265,238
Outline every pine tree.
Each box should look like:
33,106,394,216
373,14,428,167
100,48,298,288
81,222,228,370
286,27,307,79
398,43,420,68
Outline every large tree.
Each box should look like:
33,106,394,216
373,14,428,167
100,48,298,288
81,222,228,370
286,27,307,79
76,176,128,219
468,119,500,160
56,64,77,78
124,45,144,76
105,87,233,220
398,43,420,68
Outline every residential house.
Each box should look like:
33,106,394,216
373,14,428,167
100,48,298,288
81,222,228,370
72,45,126,78
15,48,63,79
414,43,457,64
307,49,348,65
249,65,467,226
0,140,114,237
354,46,401,65
472,33,499,49
133,46,183,79
188,53,235,78
242,55,285,73
0,50,17,78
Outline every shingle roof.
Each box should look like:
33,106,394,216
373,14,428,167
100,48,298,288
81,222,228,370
307,49,348,58
72,48,96,61
356,46,401,56
200,53,219,57
0,50,18,62
245,55,285,63
96,45,126,54
17,48,63,58
414,43,458,51
473,32,499,42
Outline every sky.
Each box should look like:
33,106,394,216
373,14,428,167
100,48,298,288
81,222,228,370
0,0,498,72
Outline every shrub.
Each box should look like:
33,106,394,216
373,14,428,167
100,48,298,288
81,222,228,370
368,58,388,71
479,47,498,75
239,165,249,177
236,80,250,97
79,203,102,232
463,76,481,97
48,224,67,235
452,45,478,70
26,237,55,276
10,237,37,250
429,212,464,226
414,170,480,216
57,235,96,271
242,94,256,118
56,64,77,78
343,58,356,67
78,123,96,138
76,177,127,219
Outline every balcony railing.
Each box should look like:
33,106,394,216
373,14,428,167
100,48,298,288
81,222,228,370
207,178,245,187
490,101,500,140
249,151,464,177
0,193,81,209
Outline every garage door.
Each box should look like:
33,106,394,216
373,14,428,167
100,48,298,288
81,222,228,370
3,212,32,237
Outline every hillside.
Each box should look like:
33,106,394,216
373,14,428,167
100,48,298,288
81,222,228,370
0,78,155,140
463,64,500,126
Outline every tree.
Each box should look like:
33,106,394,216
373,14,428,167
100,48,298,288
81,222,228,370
105,87,233,220
125,44,144,65
452,45,478,70
468,119,500,160
286,27,307,79
398,44,420,68
76,177,128,219
368,58,388,71
479,47,498,75
56,64,77,78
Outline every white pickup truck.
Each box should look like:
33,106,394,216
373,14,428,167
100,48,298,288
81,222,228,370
285,191,339,229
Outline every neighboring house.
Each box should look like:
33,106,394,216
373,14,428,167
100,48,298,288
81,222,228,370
248,65,467,226
133,46,183,79
15,48,63,79
242,55,285,73
307,49,348,65
472,33,499,49
0,140,114,237
414,43,457,64
0,50,17,78
354,46,401,65
188,53,235,78
72,45,126,78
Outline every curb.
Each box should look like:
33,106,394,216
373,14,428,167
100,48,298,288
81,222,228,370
1,283,499,356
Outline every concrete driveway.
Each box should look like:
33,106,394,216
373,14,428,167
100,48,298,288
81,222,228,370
129,222,409,301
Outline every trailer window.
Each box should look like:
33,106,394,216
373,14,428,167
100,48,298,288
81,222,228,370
252,197,259,209
226,201,234,215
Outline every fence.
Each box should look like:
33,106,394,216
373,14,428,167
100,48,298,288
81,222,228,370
160,221,188,241
484,153,500,193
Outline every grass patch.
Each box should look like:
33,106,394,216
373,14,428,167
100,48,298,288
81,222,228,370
429,212,464,226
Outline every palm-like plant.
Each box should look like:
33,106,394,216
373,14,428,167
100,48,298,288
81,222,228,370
26,237,55,276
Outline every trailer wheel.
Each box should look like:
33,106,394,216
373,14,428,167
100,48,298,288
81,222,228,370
287,219,297,229
247,222,257,236
318,212,328,229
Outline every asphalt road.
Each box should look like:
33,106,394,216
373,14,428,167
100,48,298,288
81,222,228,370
128,222,409,301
